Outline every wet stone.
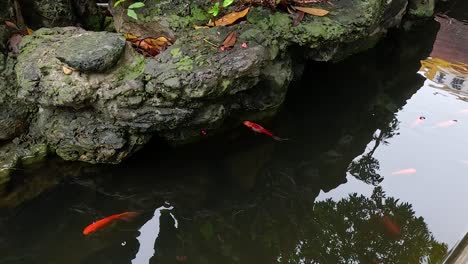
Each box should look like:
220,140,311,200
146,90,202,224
56,32,126,72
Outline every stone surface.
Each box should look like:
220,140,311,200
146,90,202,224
408,0,436,18
1,0,426,168
0,52,33,141
56,31,126,72
20,0,76,28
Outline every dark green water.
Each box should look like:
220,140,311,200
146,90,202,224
1,19,468,264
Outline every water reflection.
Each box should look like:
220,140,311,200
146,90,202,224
0,20,458,264
132,205,175,264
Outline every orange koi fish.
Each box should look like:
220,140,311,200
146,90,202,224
243,121,285,141
434,119,458,128
83,212,139,235
382,215,401,237
391,168,416,175
411,116,426,127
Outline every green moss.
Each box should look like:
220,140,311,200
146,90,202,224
191,6,209,22
221,79,230,90
84,15,103,31
104,17,116,32
168,5,210,30
116,54,146,82
20,144,49,166
408,0,435,18
242,0,384,51
171,47,182,58
0,152,19,187
176,56,193,71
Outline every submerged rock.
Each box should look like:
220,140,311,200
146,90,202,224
0,0,429,166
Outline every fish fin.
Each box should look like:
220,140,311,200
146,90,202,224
272,136,290,141
119,212,139,221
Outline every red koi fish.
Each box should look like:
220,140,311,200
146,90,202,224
243,121,285,141
391,168,416,175
382,215,401,237
434,119,457,128
411,116,426,127
83,212,139,235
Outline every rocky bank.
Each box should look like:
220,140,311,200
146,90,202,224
0,0,437,184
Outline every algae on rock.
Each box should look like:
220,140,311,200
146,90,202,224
0,0,428,170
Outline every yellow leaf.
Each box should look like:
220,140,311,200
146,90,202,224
26,28,33,35
194,25,209,29
150,37,171,47
207,7,250,27
123,33,139,41
62,66,73,75
293,6,329,17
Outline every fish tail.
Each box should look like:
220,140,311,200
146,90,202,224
119,212,139,221
272,136,289,141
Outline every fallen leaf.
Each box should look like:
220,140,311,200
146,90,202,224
293,6,329,17
26,28,33,35
62,66,73,75
150,36,170,47
125,34,173,57
124,33,139,41
7,33,22,55
222,30,237,50
292,11,305,26
208,7,250,27
4,21,19,30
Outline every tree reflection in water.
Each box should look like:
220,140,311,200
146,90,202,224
154,176,447,264
284,187,447,264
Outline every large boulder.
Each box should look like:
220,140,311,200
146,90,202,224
2,0,419,166
14,26,291,163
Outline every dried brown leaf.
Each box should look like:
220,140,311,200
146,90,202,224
4,21,19,30
223,30,237,49
293,6,329,17
26,28,33,35
125,34,173,57
7,34,22,55
208,7,250,27
292,11,305,26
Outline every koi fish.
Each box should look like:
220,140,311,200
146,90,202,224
391,168,416,175
434,119,457,128
411,116,426,127
83,212,138,235
243,121,285,141
382,215,401,237
460,160,468,165
457,109,468,114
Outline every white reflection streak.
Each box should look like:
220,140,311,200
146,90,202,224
132,206,175,264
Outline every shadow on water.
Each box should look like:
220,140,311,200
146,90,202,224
0,21,451,264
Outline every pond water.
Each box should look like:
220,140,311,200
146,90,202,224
1,14,468,264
